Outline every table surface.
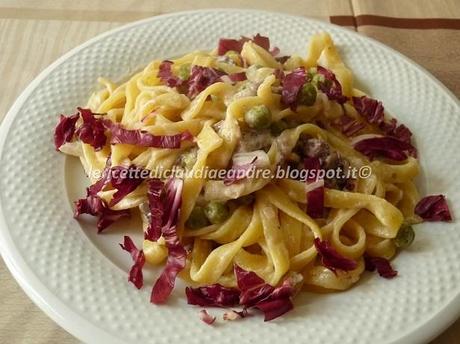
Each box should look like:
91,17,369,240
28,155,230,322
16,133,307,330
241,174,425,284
0,1,459,343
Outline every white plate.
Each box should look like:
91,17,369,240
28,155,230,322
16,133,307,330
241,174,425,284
0,9,459,344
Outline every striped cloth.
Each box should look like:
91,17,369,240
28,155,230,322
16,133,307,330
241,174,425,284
330,0,460,97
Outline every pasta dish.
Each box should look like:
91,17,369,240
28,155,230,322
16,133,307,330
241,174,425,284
54,33,452,323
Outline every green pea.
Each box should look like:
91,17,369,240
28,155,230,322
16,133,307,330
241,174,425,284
298,83,317,106
306,67,317,81
186,206,209,229
180,149,197,170
183,154,196,170
394,225,415,249
270,120,288,136
244,105,272,129
178,63,191,80
204,201,230,224
312,74,331,89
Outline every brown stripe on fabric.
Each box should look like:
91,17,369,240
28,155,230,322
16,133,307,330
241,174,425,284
331,15,460,30
329,15,356,27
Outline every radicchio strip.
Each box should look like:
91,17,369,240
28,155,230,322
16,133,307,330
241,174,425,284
281,67,306,109
145,179,164,241
234,266,296,321
333,114,366,137
415,195,452,222
381,119,412,144
108,165,148,206
103,119,193,148
158,60,182,87
74,194,131,232
54,113,79,150
254,298,294,322
218,38,242,56
235,266,274,307
74,159,146,231
316,66,347,104
353,96,414,144
75,108,107,150
304,157,324,218
185,284,241,307
187,66,225,98
87,161,148,207
228,72,247,82
217,33,270,55
120,236,145,289
352,96,384,125
252,33,270,51
54,108,107,151
150,178,187,304
364,254,398,279
314,238,357,272
199,310,216,325
186,267,298,321
353,136,416,161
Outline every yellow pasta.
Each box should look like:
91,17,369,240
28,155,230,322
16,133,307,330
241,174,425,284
57,32,428,318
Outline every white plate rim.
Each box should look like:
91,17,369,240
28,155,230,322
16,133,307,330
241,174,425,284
0,8,459,344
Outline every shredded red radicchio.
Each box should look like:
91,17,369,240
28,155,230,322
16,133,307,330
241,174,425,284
88,161,148,206
75,108,107,150
145,179,164,241
228,72,247,82
54,108,107,151
158,60,183,88
364,254,398,279
217,33,270,55
74,194,130,232
158,61,226,98
415,195,452,222
352,96,384,125
108,166,147,206
186,266,297,321
150,178,187,304
333,115,366,137
304,157,325,219
281,67,307,109
254,298,294,322
187,66,225,98
380,119,413,144
185,284,241,307
353,136,416,161
316,66,348,104
234,266,295,321
199,309,216,325
74,159,146,230
103,119,193,148
314,238,357,272
353,96,413,144
120,236,146,289
54,113,79,150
